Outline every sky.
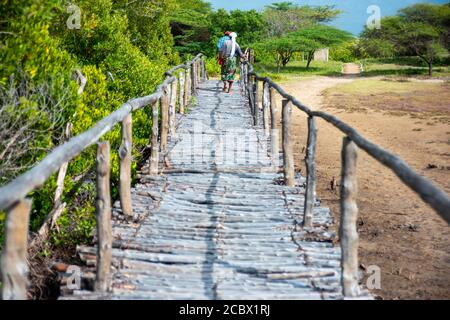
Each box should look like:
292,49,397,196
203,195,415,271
208,0,449,35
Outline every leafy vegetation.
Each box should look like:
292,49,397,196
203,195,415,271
0,0,177,249
360,3,450,76
1,0,449,289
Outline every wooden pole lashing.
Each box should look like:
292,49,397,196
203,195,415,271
119,114,133,217
282,99,295,187
149,101,159,175
303,116,317,228
1,199,31,300
95,141,112,293
340,137,360,298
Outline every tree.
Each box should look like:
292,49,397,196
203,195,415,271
360,4,450,76
210,9,266,47
266,2,297,11
262,4,341,37
254,25,352,71
170,0,213,55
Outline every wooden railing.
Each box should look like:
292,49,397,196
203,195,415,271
239,53,450,298
0,53,207,299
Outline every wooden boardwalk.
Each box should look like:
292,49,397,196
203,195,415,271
60,80,370,300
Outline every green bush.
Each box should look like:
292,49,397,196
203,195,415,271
330,41,359,63
206,57,222,77
0,0,178,250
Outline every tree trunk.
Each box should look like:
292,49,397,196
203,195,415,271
276,52,281,73
306,51,314,69
427,61,433,77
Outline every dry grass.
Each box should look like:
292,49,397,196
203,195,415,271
323,80,450,123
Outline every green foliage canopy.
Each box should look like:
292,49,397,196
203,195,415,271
360,3,450,76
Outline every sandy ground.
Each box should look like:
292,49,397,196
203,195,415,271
273,76,450,300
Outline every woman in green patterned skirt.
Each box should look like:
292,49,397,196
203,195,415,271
220,32,246,94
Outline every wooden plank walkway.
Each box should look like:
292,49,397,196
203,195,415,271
60,80,370,300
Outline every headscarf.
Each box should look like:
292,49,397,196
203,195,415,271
229,32,237,57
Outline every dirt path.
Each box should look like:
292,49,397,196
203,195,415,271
274,76,450,300
279,76,358,109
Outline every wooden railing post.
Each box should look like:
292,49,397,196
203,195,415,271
184,66,191,108
95,141,112,293
262,81,270,136
253,78,259,126
202,56,207,81
340,137,360,298
179,71,185,114
303,116,317,228
269,87,279,161
119,114,132,217
149,101,159,175
169,79,178,137
1,199,31,300
282,99,295,187
191,62,196,95
160,89,169,153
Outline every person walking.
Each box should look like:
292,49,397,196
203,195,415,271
216,31,231,64
220,32,245,94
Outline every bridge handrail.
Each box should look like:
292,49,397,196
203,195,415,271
0,53,207,299
239,52,449,297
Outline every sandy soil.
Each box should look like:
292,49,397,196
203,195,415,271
273,76,450,300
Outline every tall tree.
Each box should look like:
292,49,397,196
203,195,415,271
262,4,341,37
170,0,213,55
360,3,450,76
254,25,352,71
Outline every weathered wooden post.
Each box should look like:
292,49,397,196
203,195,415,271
1,199,31,300
160,89,169,153
119,114,133,217
202,56,207,81
303,116,317,228
282,99,295,187
249,49,255,64
149,101,159,175
269,87,279,159
179,70,185,114
262,81,270,136
191,62,196,95
253,78,259,126
169,79,178,137
340,137,360,298
184,66,191,108
95,141,112,293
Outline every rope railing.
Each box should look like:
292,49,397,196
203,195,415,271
239,51,450,298
0,53,207,300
